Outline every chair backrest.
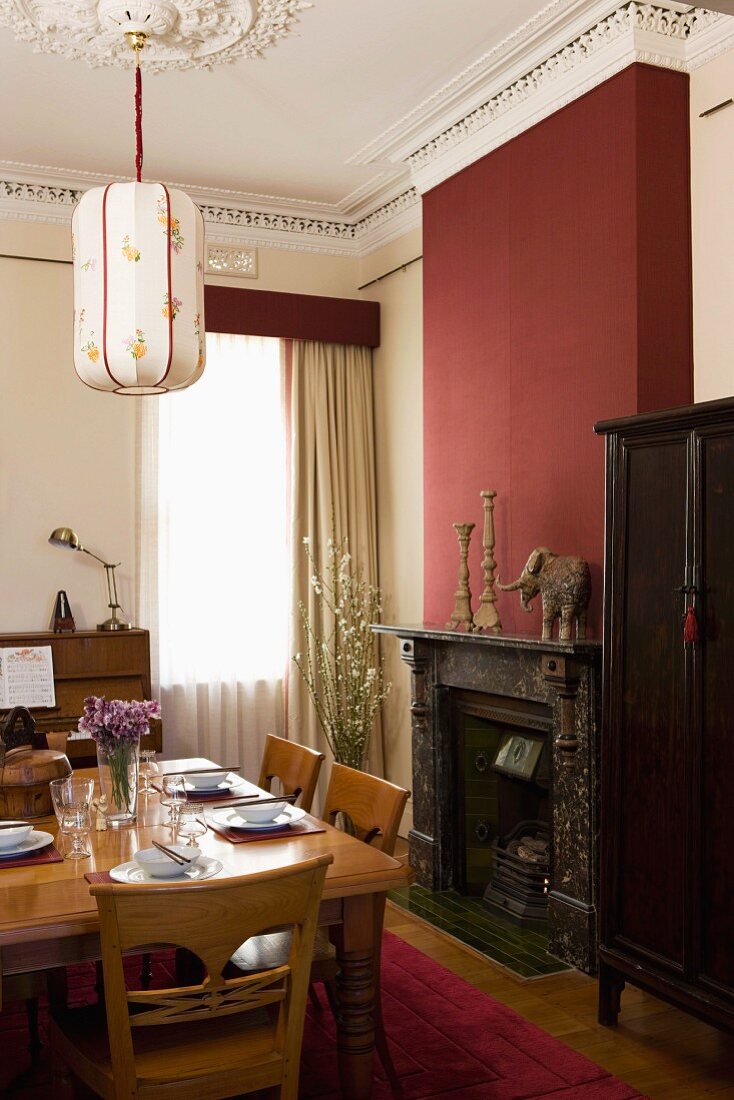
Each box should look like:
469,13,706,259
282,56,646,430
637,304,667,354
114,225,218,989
91,854,332,1097
323,763,409,857
258,734,325,812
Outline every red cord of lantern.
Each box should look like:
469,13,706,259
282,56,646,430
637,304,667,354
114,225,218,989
135,60,143,182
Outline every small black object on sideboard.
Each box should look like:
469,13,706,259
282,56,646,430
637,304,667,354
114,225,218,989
595,396,734,1033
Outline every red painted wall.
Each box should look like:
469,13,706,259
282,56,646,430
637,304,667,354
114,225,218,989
423,64,692,637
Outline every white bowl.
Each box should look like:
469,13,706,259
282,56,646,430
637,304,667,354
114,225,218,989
186,771,230,789
239,800,288,824
133,845,201,879
0,822,34,851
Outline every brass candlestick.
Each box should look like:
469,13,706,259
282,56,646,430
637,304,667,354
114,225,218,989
448,523,476,631
473,490,502,634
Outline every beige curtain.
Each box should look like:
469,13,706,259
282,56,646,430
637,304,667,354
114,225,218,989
287,340,384,776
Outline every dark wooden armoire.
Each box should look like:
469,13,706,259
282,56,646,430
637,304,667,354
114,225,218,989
595,397,734,1032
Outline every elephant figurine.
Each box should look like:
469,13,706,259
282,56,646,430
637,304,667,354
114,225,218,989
497,547,591,641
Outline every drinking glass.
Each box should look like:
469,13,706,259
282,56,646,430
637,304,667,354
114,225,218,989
160,774,186,825
177,803,207,847
50,776,95,828
60,805,93,860
139,750,160,794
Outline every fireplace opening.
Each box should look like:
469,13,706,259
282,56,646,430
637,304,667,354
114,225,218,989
456,691,552,913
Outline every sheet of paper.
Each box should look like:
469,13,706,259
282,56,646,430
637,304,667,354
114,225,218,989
0,646,56,708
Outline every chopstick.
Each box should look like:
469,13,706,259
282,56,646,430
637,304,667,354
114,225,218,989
152,840,192,865
159,766,241,777
217,794,297,810
0,822,30,831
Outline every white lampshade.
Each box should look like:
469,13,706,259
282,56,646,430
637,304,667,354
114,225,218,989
72,181,205,394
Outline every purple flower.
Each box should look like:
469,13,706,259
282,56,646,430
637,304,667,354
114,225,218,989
79,695,160,751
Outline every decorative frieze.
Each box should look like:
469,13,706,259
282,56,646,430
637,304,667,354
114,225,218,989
205,244,258,278
0,175,420,258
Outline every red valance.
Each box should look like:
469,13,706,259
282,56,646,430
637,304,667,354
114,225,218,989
204,286,380,348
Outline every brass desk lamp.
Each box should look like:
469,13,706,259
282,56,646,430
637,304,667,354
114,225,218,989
49,527,131,631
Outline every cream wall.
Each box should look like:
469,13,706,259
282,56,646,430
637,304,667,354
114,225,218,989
0,219,369,637
0,250,137,633
690,49,734,402
360,230,424,826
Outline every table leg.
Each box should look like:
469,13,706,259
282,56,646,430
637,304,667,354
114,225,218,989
334,893,376,1100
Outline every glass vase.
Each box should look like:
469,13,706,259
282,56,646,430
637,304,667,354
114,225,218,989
96,734,141,825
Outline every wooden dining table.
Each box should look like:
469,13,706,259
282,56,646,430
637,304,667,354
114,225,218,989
0,757,411,1099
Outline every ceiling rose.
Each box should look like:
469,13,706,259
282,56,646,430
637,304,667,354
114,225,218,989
0,0,311,72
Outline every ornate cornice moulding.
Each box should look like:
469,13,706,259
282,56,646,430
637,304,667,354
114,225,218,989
380,2,734,195
2,2,733,254
0,176,421,258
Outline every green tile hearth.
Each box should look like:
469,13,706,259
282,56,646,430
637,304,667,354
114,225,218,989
388,885,571,978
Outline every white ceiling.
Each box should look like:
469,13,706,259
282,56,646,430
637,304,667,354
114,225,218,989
1,0,556,209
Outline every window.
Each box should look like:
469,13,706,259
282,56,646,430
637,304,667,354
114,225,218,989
155,332,287,686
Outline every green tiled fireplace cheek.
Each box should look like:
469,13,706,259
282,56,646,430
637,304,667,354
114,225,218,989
389,885,570,979
461,716,504,890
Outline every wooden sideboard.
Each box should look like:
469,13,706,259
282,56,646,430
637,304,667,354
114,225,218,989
0,630,161,765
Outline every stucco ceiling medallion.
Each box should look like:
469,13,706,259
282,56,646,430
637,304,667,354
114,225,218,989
0,0,310,71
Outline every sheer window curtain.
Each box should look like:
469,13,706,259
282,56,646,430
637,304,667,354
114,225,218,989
136,332,287,776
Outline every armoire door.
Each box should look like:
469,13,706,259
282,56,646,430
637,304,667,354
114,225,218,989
604,431,690,975
696,426,734,1002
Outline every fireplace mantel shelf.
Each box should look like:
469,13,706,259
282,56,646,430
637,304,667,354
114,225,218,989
374,623,601,656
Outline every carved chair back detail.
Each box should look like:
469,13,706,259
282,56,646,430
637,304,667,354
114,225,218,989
55,856,332,1099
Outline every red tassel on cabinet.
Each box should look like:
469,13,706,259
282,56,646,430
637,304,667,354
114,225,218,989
684,601,699,644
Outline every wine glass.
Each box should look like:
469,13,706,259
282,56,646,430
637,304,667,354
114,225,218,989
50,777,95,828
60,804,92,860
139,750,160,795
177,803,207,847
160,774,186,826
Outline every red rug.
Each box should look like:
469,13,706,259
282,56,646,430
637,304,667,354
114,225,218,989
0,933,644,1099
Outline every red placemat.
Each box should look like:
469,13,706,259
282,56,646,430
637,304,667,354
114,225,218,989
0,843,64,869
151,781,259,803
205,815,326,844
85,871,114,885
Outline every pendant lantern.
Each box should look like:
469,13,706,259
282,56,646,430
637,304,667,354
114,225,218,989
72,29,205,394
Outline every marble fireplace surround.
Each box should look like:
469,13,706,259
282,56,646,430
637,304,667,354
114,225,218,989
375,625,602,973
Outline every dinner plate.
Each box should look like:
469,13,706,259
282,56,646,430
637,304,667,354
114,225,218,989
109,855,224,884
208,805,307,832
0,830,55,858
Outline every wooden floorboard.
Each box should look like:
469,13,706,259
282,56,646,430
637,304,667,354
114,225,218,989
385,902,734,1098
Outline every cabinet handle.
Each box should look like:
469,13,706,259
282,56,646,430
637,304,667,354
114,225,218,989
683,600,700,644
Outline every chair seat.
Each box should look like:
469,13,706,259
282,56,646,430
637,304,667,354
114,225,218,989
230,927,337,981
50,1002,283,1098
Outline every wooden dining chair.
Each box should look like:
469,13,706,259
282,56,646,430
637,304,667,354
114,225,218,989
49,854,333,1100
230,763,409,1092
258,733,325,812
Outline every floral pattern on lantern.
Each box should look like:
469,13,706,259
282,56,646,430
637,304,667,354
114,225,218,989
72,181,205,394
122,235,141,262
163,294,182,321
